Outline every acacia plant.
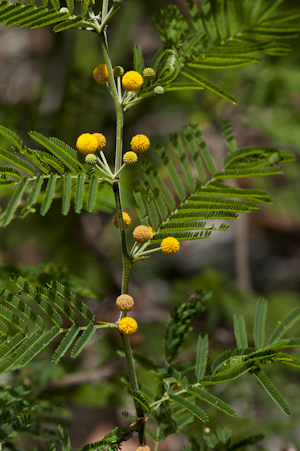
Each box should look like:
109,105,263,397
0,0,300,450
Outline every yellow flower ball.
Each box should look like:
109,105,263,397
123,151,138,165
118,317,138,335
149,227,154,237
116,294,134,312
161,237,180,255
122,70,143,91
133,225,152,243
93,133,106,150
136,447,151,451
113,211,131,229
130,134,150,153
93,64,109,84
76,133,99,155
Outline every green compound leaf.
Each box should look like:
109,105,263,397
40,174,57,216
71,324,97,358
269,308,300,344
187,385,236,416
169,394,209,423
62,174,72,216
136,122,286,246
252,367,290,415
181,68,237,104
2,177,29,227
87,175,99,212
195,334,208,382
233,314,248,349
130,390,152,413
254,298,267,349
133,44,145,75
52,326,80,363
228,434,264,451
216,425,231,445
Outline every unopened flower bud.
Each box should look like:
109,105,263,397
154,86,164,95
59,7,69,13
113,66,125,77
85,154,97,165
143,68,156,79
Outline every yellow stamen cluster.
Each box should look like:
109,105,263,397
113,211,131,229
93,133,106,150
123,151,138,165
136,447,151,451
130,134,150,153
93,64,109,84
122,70,143,91
116,294,134,312
76,133,99,155
161,237,180,255
133,225,152,243
118,317,138,335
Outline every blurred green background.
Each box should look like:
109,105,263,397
0,0,300,450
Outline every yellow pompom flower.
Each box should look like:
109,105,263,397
93,133,106,150
76,133,99,155
161,237,180,255
118,317,138,335
122,70,143,91
116,294,134,312
113,211,131,229
149,227,154,237
133,225,151,243
136,447,151,451
123,151,138,165
93,64,109,84
130,134,150,153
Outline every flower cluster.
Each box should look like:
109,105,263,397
118,317,138,335
130,134,150,153
76,133,99,155
133,225,151,243
76,132,106,155
116,294,134,312
122,70,143,91
161,237,180,255
113,211,131,229
93,64,109,84
123,151,138,165
93,133,106,149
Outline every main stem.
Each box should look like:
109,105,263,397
99,26,145,445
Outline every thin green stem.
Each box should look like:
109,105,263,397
113,163,126,179
134,247,161,258
99,26,145,446
99,151,113,175
101,0,109,21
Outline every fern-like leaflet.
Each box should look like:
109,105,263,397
134,121,294,245
0,126,112,226
0,276,116,375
